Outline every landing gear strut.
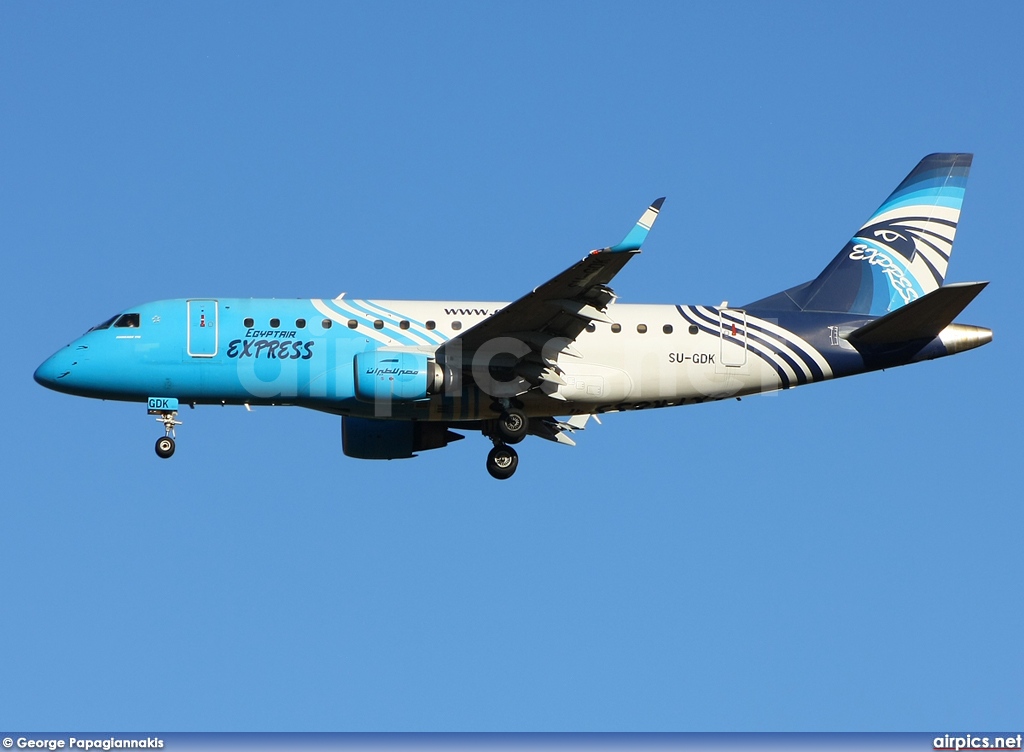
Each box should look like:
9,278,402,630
486,442,519,480
153,410,182,459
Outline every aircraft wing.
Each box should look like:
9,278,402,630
440,198,664,395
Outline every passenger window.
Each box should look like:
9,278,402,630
244,317,254,328
663,324,673,334
347,319,358,329
425,320,436,330
373,319,384,330
611,324,621,333
688,325,699,335
637,324,648,334
451,321,462,331
114,313,140,328
270,318,280,329
399,320,410,330
585,323,596,333
295,318,306,329
322,319,333,329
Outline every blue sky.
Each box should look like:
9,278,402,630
1,1,1020,732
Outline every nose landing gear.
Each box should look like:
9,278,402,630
153,411,181,458
148,398,182,459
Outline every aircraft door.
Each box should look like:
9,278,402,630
718,308,748,369
187,299,219,357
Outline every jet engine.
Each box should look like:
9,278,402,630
353,350,444,403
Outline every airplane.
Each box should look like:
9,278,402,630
34,153,991,479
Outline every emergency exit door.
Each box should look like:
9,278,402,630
718,308,748,368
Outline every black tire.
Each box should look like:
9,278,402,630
496,408,528,444
155,436,175,459
486,444,519,480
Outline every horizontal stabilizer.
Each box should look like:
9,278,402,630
846,281,988,347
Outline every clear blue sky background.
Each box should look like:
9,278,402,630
1,1,1020,732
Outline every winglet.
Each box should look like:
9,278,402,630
605,197,665,252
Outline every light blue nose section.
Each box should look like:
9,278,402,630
34,352,60,388
34,348,75,392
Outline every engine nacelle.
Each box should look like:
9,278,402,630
353,350,443,403
341,416,463,459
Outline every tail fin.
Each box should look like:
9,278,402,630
786,153,973,315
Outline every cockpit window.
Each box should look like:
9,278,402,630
114,313,141,328
88,315,119,332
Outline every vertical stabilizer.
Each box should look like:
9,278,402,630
792,153,972,315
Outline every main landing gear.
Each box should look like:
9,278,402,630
486,442,519,480
485,406,528,479
153,410,182,459
495,407,528,444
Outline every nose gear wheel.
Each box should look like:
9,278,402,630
155,436,175,458
153,410,182,459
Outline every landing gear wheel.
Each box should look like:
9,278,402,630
486,444,519,480
496,408,528,444
155,436,175,459
150,408,182,460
